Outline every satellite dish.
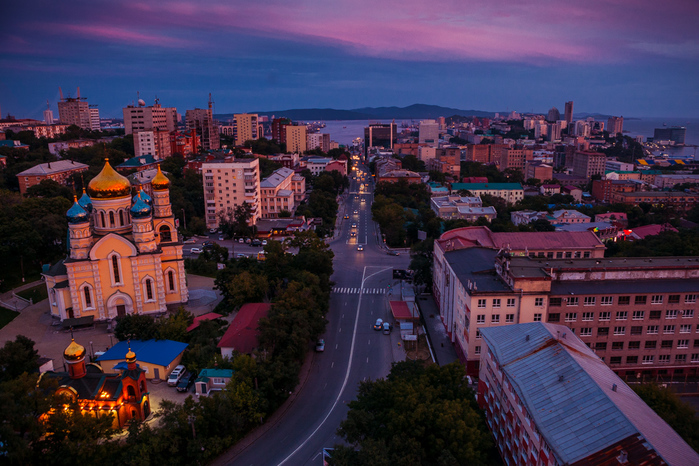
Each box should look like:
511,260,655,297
138,99,146,106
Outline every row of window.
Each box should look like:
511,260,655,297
477,298,545,308
528,251,591,259
587,339,693,350
476,313,543,324
607,354,699,365
549,310,696,323
577,324,697,336
550,294,697,307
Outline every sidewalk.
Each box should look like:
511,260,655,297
0,279,43,312
416,294,458,366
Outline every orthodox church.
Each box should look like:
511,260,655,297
43,159,188,322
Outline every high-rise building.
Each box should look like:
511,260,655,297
418,119,440,144
573,150,606,180
653,126,686,145
202,157,261,228
135,128,172,159
307,132,330,152
546,107,560,122
285,125,307,153
57,87,95,130
186,103,219,151
364,122,397,154
272,118,292,145
607,116,624,136
574,120,590,138
564,101,574,125
547,121,562,141
43,100,54,125
89,106,100,131
233,113,259,146
123,101,178,135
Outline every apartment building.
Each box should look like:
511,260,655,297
591,179,637,203
608,116,624,135
430,196,496,222
449,182,524,204
58,96,95,130
285,125,307,153
524,160,552,181
259,167,305,218
233,113,259,146
464,144,508,164
202,158,260,229
307,132,330,153
186,107,220,151
271,118,292,145
134,128,172,159
479,322,699,466
610,191,699,211
17,160,89,195
572,151,606,180
123,103,178,135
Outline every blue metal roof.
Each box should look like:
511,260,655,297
96,339,188,367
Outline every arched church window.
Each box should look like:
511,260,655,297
145,279,153,301
119,210,124,226
112,256,121,283
159,225,172,242
109,211,115,227
100,211,106,228
83,286,92,308
168,270,175,292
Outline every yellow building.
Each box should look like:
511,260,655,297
43,160,188,322
285,125,307,153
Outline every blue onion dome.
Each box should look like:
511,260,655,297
67,196,89,224
130,193,152,219
136,189,152,206
78,188,92,212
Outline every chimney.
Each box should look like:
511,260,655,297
612,383,617,392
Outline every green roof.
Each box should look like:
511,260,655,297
451,182,523,191
198,368,233,379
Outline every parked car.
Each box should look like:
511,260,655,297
315,339,325,352
176,372,195,392
218,236,224,241
387,250,399,256
383,322,392,334
167,365,186,386
209,228,217,233
183,238,196,244
238,238,244,243
190,247,202,254
261,240,268,246
252,239,262,246
373,318,383,331
245,238,251,244
236,253,247,258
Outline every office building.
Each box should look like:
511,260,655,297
418,119,440,144
186,105,220,151
233,113,259,146
285,125,307,153
653,126,686,145
364,122,397,154
524,160,553,181
202,157,260,229
572,150,606,180
608,116,624,136
57,87,97,130
479,322,699,466
564,101,573,125
123,102,178,135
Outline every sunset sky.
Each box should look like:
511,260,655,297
2,0,698,119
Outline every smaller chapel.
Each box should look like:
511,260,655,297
43,159,188,322
39,337,151,428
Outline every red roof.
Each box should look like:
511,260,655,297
217,303,271,354
630,223,678,240
390,301,417,320
186,312,223,332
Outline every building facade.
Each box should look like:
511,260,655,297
202,157,261,229
449,182,524,204
123,103,178,135
285,125,307,153
233,113,259,146
572,150,606,180
259,167,305,218
17,160,89,195
186,107,220,151
607,116,624,136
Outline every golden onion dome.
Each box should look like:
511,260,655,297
125,347,136,363
64,338,86,361
87,158,131,199
151,164,170,191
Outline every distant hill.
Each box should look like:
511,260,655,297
216,103,495,121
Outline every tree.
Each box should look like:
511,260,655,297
633,383,699,451
0,335,39,382
157,307,194,342
114,314,159,341
331,361,496,465
410,238,434,292
219,270,270,309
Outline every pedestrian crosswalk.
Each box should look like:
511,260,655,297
332,287,386,295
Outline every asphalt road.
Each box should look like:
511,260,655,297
221,160,411,465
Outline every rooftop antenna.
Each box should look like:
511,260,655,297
77,87,81,99
59,86,64,101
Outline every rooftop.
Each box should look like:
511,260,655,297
96,339,188,367
260,167,294,188
451,182,524,191
443,248,510,293
218,303,271,354
17,160,88,176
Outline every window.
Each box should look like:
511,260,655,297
635,296,647,305
610,356,622,365
145,279,154,301
692,354,699,363
678,339,689,349
168,270,176,292
100,211,106,227
614,326,626,336
118,210,124,226
582,312,594,321
478,299,486,308
111,255,121,284
649,310,662,320
686,294,697,304
628,341,640,349
618,296,630,306
676,354,687,363
633,310,645,320
684,310,694,318
584,297,596,306
584,251,591,258
109,211,115,227
661,340,673,349
533,313,542,322
664,325,676,334
556,252,563,258
696,339,699,348
535,298,544,307
491,314,500,324
565,313,577,322
476,329,481,339
601,296,613,305
565,252,572,258
492,299,501,308
475,346,481,355
681,324,692,334
631,326,643,335
645,341,657,349
159,225,172,242
549,298,562,307
599,311,611,321
477,315,485,324
647,325,659,334
651,295,663,305
659,355,671,363
567,297,579,306
642,355,654,364
506,314,515,323
595,342,607,351
626,356,638,364
507,298,516,308
579,328,592,336
598,327,609,336
616,311,628,321
548,313,560,323
612,342,624,351
669,295,681,304
83,286,92,309
666,310,678,319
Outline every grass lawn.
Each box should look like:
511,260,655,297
16,283,48,303
0,306,19,330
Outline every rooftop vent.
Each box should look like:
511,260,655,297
559,375,564,382
612,383,617,392
526,335,530,341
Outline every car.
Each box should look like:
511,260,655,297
373,318,383,331
236,253,247,258
353,210,358,214
252,239,262,246
261,240,268,246
167,365,186,386
176,372,195,392
202,240,213,246
351,223,357,228
190,247,202,253
183,238,196,244
209,228,217,234
387,250,400,256
361,198,366,203
315,339,325,352
238,238,244,243
344,214,349,219
383,322,392,334
350,231,357,237
218,235,224,241
245,238,251,244
357,245,364,251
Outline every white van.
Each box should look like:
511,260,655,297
167,365,186,386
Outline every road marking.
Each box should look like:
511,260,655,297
277,265,392,466
338,327,341,333
368,340,370,345
366,357,369,363
331,362,334,368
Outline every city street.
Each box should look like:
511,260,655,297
215,159,412,465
